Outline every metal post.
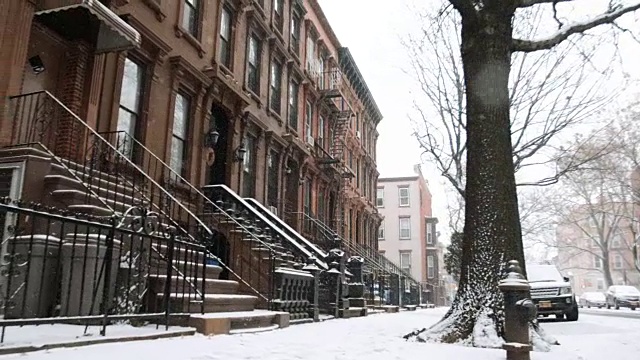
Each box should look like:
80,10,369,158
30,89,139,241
100,217,117,336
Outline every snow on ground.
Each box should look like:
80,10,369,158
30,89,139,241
0,324,191,349
0,308,639,360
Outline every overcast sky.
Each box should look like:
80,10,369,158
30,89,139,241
318,0,640,244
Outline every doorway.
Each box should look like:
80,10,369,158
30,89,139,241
208,104,230,186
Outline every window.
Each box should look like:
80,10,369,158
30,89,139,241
117,58,144,159
288,80,299,130
427,222,434,244
305,100,313,138
290,15,301,55
398,187,410,207
400,251,411,273
182,0,200,37
317,185,325,222
246,34,261,94
219,6,233,68
306,35,316,73
376,188,384,207
378,222,385,240
428,255,435,279
597,279,605,290
273,0,284,32
267,149,279,208
170,93,190,177
594,256,603,269
318,56,325,89
269,59,282,113
611,233,622,248
242,135,256,197
614,254,623,269
399,217,411,239
318,116,325,148
304,177,312,216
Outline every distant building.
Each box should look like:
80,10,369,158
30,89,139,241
555,203,640,294
376,165,442,304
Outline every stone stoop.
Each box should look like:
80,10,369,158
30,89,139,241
402,305,418,311
339,307,367,318
376,305,400,313
189,310,290,336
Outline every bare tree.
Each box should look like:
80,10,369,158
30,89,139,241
406,5,617,198
404,0,640,349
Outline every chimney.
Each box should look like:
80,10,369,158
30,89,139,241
413,164,422,175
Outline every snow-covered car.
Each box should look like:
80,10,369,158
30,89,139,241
605,285,640,310
579,292,606,308
526,264,579,321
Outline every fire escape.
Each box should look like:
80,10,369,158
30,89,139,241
317,69,353,237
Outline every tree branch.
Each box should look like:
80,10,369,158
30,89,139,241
516,0,573,8
512,3,640,52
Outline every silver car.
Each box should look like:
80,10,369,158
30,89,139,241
579,292,606,308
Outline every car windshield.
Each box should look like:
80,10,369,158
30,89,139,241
615,286,640,295
526,265,564,283
585,292,606,301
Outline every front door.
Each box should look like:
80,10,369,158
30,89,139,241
209,105,230,186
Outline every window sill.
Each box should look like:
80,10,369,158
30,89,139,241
141,0,166,21
174,25,205,58
267,107,283,126
399,204,410,208
399,238,412,241
219,64,234,77
245,88,262,108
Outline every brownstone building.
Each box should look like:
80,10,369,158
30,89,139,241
0,0,414,333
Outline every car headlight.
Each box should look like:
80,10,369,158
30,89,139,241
559,287,572,295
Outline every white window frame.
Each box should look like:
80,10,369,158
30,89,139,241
398,186,410,207
613,254,623,269
0,162,26,291
594,256,603,269
399,217,411,240
427,255,435,279
376,188,384,207
400,251,411,273
378,222,385,240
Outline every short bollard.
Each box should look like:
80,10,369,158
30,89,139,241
499,260,536,360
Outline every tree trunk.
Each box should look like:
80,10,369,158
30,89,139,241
602,251,614,287
411,7,557,349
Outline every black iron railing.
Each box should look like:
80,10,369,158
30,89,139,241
0,198,205,342
242,197,329,265
295,211,421,289
8,91,276,306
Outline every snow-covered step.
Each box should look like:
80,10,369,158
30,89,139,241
188,310,290,336
149,275,238,294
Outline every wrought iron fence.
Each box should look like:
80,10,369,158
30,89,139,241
0,198,208,342
8,91,278,307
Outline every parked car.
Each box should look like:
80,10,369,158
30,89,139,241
526,264,579,321
579,292,606,308
605,285,640,310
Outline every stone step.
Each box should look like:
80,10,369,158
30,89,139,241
149,275,238,294
44,174,143,208
160,293,258,313
153,261,222,279
188,310,289,335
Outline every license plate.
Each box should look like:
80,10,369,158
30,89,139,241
539,301,552,309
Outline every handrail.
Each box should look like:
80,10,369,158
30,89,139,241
8,92,273,301
243,197,329,263
296,211,420,284
205,185,328,270
5,142,115,214
96,130,279,301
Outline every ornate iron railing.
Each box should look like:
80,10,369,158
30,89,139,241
0,198,204,342
8,91,276,305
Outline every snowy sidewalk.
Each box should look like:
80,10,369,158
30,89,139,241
0,308,638,360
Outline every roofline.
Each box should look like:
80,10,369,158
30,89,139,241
338,47,384,125
307,0,342,52
378,176,420,182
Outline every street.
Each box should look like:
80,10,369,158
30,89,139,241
0,308,638,360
